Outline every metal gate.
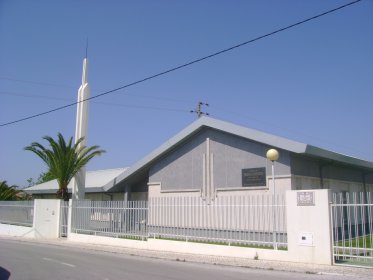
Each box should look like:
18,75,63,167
331,192,373,268
59,201,69,237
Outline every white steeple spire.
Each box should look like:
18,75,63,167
72,57,90,200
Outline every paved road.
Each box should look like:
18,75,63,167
0,239,365,280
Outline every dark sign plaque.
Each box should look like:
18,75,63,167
242,167,266,187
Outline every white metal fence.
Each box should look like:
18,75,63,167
331,192,373,267
148,194,287,248
53,194,288,249
71,200,148,239
0,201,34,227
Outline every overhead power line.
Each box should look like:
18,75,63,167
0,76,75,89
0,0,362,127
0,91,190,113
0,90,192,104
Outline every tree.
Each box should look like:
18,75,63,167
0,181,28,201
27,171,56,187
37,171,55,184
24,133,105,201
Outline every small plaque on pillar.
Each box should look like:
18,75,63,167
297,191,315,206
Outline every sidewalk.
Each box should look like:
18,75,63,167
1,236,372,279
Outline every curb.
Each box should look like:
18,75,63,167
1,236,372,278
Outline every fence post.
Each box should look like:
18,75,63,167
67,199,73,237
32,200,37,230
286,189,333,265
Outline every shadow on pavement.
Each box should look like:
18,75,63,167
0,267,10,280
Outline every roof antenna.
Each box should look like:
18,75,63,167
190,101,209,119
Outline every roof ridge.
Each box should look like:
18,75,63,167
86,167,127,173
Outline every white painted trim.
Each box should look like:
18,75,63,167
206,137,210,199
268,175,292,179
160,189,201,193
149,182,201,195
148,182,162,186
216,187,269,192
210,153,214,198
202,153,206,198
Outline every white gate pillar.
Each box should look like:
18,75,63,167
286,189,333,265
33,199,61,239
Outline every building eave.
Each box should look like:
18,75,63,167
304,145,373,170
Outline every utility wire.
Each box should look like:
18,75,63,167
0,76,75,89
0,0,362,127
212,105,373,159
0,90,192,104
0,91,190,113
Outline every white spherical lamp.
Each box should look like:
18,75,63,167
266,149,279,162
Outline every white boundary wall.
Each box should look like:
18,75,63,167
0,224,35,238
0,192,334,265
67,190,334,265
68,232,290,261
0,199,62,239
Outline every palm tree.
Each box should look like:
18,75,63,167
24,133,105,200
0,181,23,201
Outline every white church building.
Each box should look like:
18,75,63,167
25,116,373,201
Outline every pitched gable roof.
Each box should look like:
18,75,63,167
103,116,373,192
25,168,126,194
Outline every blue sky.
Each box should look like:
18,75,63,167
1,0,372,187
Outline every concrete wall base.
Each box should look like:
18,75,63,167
68,233,291,262
0,224,35,238
68,233,148,250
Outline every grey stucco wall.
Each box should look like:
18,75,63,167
290,154,373,184
149,130,205,191
290,155,320,178
366,173,373,184
149,128,291,191
130,177,149,193
209,129,290,189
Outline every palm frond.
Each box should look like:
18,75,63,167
0,181,22,201
24,133,105,197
